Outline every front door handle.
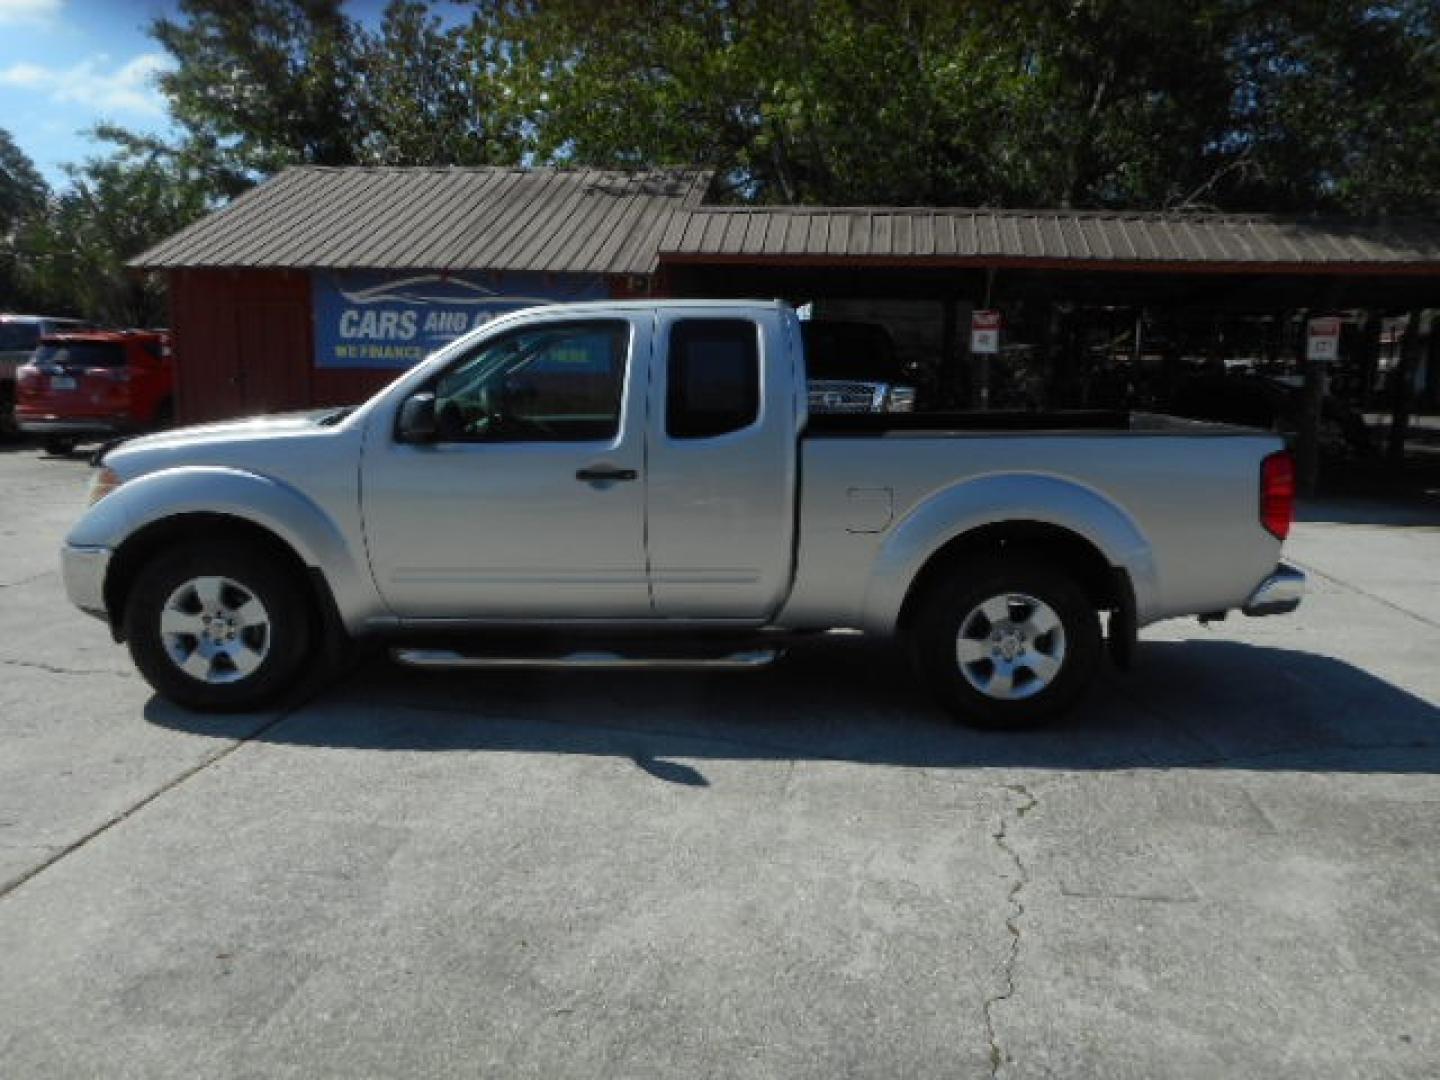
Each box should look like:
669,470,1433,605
576,466,638,482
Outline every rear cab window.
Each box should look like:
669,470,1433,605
0,321,41,352
35,341,128,369
666,319,761,438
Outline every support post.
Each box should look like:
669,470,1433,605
940,296,959,409
1426,314,1440,411
1387,310,1423,462
1041,301,1060,409
1356,311,1381,411
1296,311,1323,496
972,269,996,410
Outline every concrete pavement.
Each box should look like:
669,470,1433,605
0,444,1437,1078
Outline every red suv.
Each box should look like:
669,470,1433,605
15,330,175,455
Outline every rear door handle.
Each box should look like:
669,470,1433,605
576,466,638,482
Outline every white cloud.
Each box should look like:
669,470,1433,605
0,52,171,115
0,0,62,26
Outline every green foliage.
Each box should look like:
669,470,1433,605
0,128,47,229
6,0,1439,323
0,128,50,308
490,0,1440,214
354,0,523,166
150,0,361,192
147,0,526,179
12,136,209,324
1224,1,1440,214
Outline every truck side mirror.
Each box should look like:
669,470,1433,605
397,392,437,442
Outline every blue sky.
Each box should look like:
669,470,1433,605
0,0,393,189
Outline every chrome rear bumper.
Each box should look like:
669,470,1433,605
1242,563,1305,617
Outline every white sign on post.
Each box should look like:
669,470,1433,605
971,309,1002,355
1306,316,1341,363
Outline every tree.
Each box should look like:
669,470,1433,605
492,0,1028,205
353,0,523,167
149,0,362,195
0,128,47,230
0,129,49,308
486,0,1440,214
1223,0,1440,215
13,140,209,325
9,0,1435,332
135,0,1439,214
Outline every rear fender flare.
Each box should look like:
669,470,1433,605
859,472,1159,634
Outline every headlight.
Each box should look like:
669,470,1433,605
88,466,123,505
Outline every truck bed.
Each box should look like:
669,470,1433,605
782,415,1284,632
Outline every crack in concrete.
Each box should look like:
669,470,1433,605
982,782,1036,1079
1289,557,1440,632
0,699,310,903
0,569,54,590
0,657,127,678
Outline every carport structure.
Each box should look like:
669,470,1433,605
656,205,1440,483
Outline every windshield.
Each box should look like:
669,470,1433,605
0,322,40,351
34,342,126,368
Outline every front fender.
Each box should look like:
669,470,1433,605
66,466,377,633
859,472,1160,634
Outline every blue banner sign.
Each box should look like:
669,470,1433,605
312,270,609,369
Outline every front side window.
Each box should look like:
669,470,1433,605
667,319,761,439
431,320,629,442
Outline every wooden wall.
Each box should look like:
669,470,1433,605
169,268,398,424
168,268,632,424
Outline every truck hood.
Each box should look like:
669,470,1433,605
108,410,338,454
101,409,350,476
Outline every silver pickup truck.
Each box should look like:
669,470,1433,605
61,300,1303,727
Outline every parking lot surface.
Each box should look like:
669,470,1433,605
1,444,1438,1078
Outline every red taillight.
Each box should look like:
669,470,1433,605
1261,451,1295,540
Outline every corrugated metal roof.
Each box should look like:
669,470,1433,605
130,166,713,274
132,165,1440,275
660,207,1440,268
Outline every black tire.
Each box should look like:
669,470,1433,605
124,541,313,712
152,398,175,430
43,437,78,456
912,555,1102,729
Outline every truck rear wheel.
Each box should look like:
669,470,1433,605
123,541,313,712
912,556,1101,729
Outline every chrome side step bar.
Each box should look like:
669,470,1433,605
390,647,783,671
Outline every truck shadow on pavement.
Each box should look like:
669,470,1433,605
144,637,1440,781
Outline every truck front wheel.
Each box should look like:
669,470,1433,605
123,542,313,712
912,557,1102,729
